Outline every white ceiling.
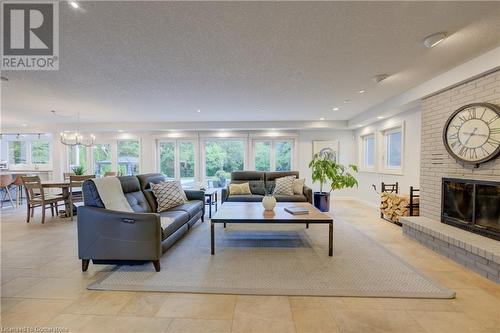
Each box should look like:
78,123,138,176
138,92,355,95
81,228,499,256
2,1,500,130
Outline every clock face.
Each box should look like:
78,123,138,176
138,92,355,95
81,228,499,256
444,103,500,164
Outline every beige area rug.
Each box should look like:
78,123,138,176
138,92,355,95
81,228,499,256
88,218,455,298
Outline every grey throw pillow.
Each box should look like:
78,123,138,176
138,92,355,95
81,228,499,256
273,176,296,196
151,181,187,212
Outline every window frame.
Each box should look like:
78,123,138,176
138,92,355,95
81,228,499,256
157,139,198,185
4,135,53,171
379,122,404,175
250,138,295,172
117,139,142,176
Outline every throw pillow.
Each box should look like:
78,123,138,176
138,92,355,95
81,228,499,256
150,181,187,212
273,176,296,196
229,182,252,195
293,178,305,195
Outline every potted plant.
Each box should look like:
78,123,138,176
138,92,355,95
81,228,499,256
71,165,85,175
308,153,358,212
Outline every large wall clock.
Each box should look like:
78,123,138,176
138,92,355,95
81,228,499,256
443,102,500,167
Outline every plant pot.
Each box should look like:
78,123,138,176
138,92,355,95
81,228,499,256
262,195,277,211
313,192,330,212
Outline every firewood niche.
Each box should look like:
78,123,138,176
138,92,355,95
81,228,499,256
379,182,419,225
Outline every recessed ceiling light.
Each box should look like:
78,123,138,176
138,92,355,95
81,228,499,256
69,1,79,9
372,74,389,84
1,76,8,82
343,99,349,104
117,130,124,132
358,90,366,94
356,124,363,128
423,32,447,48
320,117,325,121
332,107,339,111
377,116,385,119
21,123,27,127
197,109,201,113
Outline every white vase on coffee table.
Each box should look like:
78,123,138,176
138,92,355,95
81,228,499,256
262,195,277,211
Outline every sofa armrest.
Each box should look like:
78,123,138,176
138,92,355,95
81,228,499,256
303,185,313,204
184,189,205,202
221,187,229,203
77,206,162,261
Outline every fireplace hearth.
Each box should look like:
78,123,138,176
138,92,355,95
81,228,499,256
442,178,500,241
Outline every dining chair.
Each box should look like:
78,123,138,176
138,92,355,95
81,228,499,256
21,176,66,224
104,171,117,177
63,172,75,181
69,175,95,221
12,174,26,207
0,175,15,209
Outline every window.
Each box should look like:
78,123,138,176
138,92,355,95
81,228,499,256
252,139,293,172
31,140,50,164
8,141,27,165
3,134,52,169
159,142,175,179
68,145,88,171
361,134,375,170
381,126,404,173
204,140,245,186
254,141,271,171
118,140,140,176
158,140,197,186
179,141,195,182
275,140,292,171
93,144,112,177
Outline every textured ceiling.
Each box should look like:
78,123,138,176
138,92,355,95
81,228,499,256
2,1,500,128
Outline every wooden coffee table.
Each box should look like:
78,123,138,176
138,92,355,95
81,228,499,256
210,202,334,256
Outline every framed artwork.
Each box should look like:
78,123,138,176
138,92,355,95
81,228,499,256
313,140,339,162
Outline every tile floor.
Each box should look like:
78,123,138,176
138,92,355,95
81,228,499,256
1,199,499,333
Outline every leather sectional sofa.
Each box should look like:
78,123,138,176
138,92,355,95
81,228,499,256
221,171,312,204
77,173,204,272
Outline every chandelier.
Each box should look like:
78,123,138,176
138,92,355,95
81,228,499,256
58,111,96,147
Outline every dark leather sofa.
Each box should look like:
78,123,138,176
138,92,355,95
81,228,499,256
77,173,204,272
221,171,312,204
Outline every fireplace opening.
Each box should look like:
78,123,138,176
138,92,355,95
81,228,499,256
442,178,500,241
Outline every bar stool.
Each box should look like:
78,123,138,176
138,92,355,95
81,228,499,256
0,175,15,209
12,174,26,207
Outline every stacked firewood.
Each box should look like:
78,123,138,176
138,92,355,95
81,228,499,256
380,192,414,222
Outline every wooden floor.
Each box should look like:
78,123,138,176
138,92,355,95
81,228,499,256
1,199,499,333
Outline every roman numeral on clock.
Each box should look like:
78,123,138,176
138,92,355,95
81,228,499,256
490,128,500,135
487,115,499,125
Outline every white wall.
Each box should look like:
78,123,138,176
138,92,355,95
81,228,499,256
353,108,421,207
296,129,357,197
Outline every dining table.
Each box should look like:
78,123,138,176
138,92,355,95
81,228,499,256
41,180,72,217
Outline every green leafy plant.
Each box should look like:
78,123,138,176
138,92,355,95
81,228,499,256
71,165,85,175
308,153,358,193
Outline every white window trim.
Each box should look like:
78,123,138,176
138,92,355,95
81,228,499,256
6,137,53,171
379,121,405,175
157,139,198,182
358,132,376,173
250,137,296,171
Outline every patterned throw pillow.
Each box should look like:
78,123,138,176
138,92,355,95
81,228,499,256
150,181,187,212
229,182,252,195
273,176,296,196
